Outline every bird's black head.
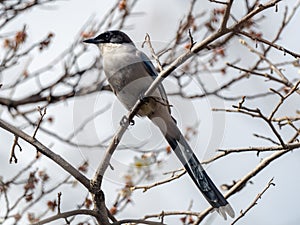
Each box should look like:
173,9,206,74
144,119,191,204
83,30,134,45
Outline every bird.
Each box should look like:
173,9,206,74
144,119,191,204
83,30,234,220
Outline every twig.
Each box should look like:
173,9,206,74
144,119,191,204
163,168,185,176
21,175,72,216
226,62,288,86
269,79,300,120
239,39,291,86
32,107,46,139
193,147,296,224
253,133,279,145
112,219,165,225
131,169,186,192
239,1,300,59
142,33,163,72
31,209,99,225
219,0,234,30
188,29,196,50
66,104,111,140
237,96,246,109
144,210,200,220
0,118,91,190
9,135,22,163
239,30,300,59
256,108,286,147
209,0,228,4
202,142,300,164
57,192,62,214
228,102,287,147
231,178,275,225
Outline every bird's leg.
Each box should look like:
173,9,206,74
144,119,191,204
140,92,171,107
138,92,150,104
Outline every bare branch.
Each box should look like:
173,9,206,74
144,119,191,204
32,107,47,139
112,219,165,225
31,209,100,225
131,169,186,192
219,0,234,30
239,30,300,59
188,29,197,50
269,80,300,120
239,39,291,86
231,178,275,225
0,118,91,190
142,33,163,72
144,210,200,220
57,192,62,214
193,147,297,224
9,135,22,163
203,142,300,164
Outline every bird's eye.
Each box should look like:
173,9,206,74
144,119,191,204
104,33,110,40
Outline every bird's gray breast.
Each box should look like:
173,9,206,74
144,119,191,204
101,45,167,117
103,54,157,113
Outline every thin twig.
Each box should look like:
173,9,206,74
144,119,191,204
193,147,296,224
9,135,22,163
253,133,279,145
220,0,234,30
188,29,196,50
269,79,300,120
112,219,165,225
57,192,62,214
0,118,91,190
239,30,300,59
32,107,46,139
239,39,291,86
202,142,300,164
142,33,163,72
144,210,200,220
131,169,186,192
231,178,275,225
31,209,100,225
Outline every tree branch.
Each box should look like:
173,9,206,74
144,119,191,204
193,147,297,224
112,219,165,225
202,142,300,164
131,169,186,192
231,178,275,225
0,119,91,190
31,209,99,225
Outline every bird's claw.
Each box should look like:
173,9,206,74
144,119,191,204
130,119,135,126
120,115,135,127
139,93,150,104
120,115,129,127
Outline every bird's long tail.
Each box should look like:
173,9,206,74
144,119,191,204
155,116,234,219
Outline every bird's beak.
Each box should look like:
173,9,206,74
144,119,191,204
83,38,100,44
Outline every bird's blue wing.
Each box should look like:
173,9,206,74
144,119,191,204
138,51,171,113
139,51,158,78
